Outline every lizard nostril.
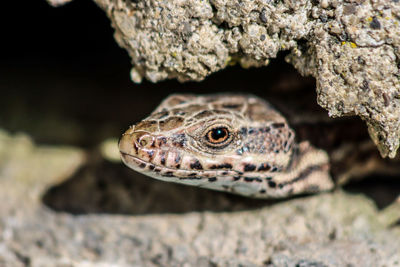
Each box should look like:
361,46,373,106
140,139,148,146
137,134,155,148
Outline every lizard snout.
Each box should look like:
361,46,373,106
119,128,157,155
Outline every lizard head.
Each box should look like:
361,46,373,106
119,94,332,198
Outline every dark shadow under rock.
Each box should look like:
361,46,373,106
343,175,400,210
42,159,288,215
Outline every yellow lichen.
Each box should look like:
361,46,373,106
341,41,357,48
226,56,238,66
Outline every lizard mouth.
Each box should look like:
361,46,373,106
119,151,240,181
120,151,182,173
120,150,269,197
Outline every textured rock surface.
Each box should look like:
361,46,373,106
1,129,400,266
73,0,400,158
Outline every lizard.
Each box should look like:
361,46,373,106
118,94,400,198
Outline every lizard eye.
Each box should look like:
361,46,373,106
204,126,232,148
207,127,229,143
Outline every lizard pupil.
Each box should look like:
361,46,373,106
207,127,229,143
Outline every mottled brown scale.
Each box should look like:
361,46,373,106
119,93,400,199
134,120,158,132
159,116,184,131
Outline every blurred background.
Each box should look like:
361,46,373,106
0,0,398,215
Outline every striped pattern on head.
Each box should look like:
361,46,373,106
119,94,333,198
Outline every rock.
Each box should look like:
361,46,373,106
60,0,400,158
0,130,399,266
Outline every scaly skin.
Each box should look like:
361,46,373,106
119,94,335,198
